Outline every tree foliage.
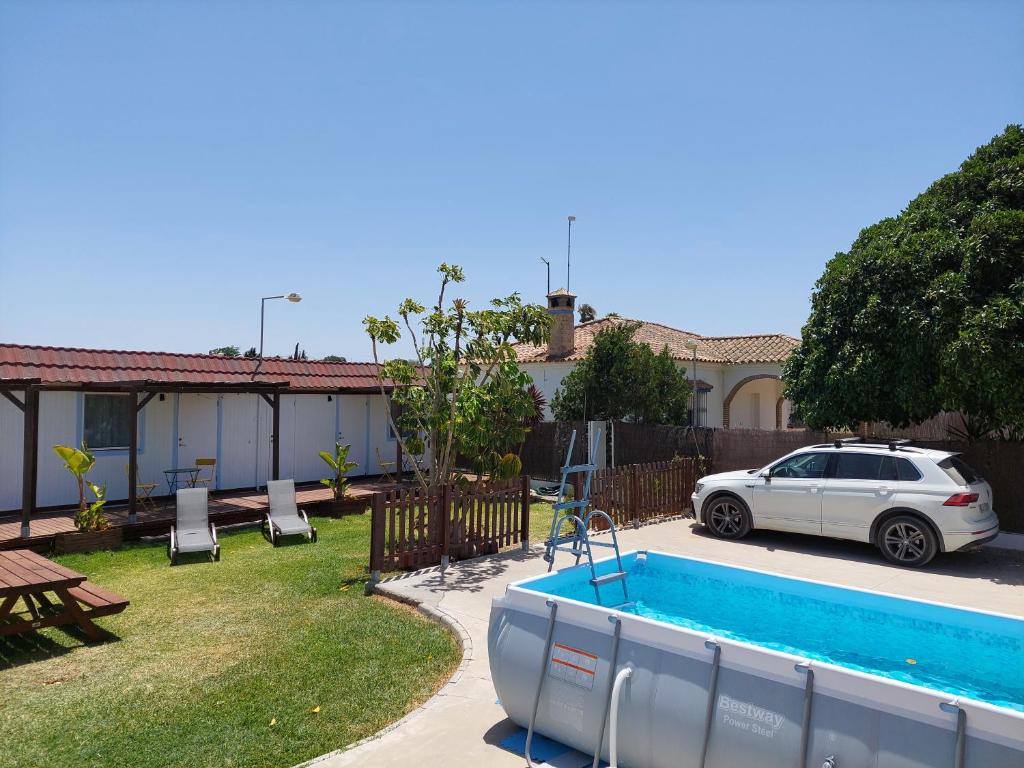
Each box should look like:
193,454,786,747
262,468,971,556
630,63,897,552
578,303,596,322
364,264,551,489
551,322,692,424
209,345,240,357
784,125,1024,432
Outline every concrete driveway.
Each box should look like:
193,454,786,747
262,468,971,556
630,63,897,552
304,520,1024,768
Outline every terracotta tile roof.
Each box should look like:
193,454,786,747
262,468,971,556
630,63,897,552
512,317,799,365
0,343,388,392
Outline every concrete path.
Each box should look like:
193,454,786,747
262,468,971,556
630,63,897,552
305,520,1024,768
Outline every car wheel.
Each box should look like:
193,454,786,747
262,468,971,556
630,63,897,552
705,497,751,540
878,515,937,567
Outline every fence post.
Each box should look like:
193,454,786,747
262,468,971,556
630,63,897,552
367,492,386,593
440,484,451,572
520,474,531,552
627,466,635,528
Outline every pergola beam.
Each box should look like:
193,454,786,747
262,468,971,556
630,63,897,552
127,390,140,523
1,390,25,412
20,387,39,539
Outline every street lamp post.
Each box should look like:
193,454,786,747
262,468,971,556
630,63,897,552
685,340,699,426
566,215,576,291
259,293,302,358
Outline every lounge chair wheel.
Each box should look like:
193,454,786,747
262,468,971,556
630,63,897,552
311,528,318,543
214,546,221,562
170,552,177,566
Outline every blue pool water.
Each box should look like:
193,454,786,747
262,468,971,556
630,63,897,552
522,552,1024,712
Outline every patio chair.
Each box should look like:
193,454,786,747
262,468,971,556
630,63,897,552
169,487,220,564
192,457,217,489
263,479,317,545
125,463,159,512
375,447,397,484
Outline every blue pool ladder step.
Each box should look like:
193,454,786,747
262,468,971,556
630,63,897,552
543,429,629,607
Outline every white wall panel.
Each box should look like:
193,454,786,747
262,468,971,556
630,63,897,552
0,395,24,512
292,395,336,483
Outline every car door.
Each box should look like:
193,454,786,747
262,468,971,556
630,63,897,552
821,452,895,542
751,452,829,535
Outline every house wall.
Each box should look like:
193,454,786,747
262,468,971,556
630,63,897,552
518,359,791,431
0,389,394,513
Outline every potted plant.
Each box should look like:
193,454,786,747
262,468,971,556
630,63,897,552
52,442,123,554
318,442,360,516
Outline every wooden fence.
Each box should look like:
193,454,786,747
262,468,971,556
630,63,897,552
369,476,531,574
586,459,699,529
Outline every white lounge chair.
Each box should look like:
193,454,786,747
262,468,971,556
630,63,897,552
264,479,317,545
169,487,220,564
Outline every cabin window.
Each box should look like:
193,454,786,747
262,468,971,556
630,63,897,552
388,399,413,440
83,394,131,449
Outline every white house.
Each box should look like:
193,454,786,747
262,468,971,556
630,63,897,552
512,290,800,430
0,344,405,517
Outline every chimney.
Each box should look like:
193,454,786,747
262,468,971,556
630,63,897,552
546,288,577,357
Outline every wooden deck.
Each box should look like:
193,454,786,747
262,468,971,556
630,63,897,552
0,479,397,552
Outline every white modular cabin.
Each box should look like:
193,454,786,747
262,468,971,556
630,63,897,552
0,344,405,514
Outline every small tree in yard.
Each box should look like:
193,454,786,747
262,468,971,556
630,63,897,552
364,264,551,490
784,125,1024,434
319,442,359,500
551,321,692,424
53,443,109,532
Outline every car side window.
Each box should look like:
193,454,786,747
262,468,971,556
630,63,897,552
897,458,922,481
879,456,898,481
771,452,829,479
834,453,887,480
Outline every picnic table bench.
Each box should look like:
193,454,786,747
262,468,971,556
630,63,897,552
0,549,129,641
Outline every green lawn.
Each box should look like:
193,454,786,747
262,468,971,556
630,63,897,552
0,512,460,768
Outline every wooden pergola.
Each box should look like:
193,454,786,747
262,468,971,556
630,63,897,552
0,378,290,538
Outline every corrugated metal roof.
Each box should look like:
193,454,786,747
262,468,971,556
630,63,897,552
0,344,388,392
513,317,799,365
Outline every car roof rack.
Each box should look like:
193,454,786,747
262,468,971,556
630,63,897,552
833,436,864,448
888,438,913,451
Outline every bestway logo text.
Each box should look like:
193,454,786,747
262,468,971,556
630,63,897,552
717,694,786,731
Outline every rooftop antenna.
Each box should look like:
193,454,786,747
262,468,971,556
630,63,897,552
566,215,576,291
540,257,550,294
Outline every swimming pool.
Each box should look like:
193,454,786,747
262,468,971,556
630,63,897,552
529,551,1024,712
489,550,1024,768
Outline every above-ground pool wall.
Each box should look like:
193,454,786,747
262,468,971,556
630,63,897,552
0,390,399,512
489,594,1024,768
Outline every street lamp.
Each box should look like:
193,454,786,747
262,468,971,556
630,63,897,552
684,339,699,426
260,293,302,358
566,215,576,291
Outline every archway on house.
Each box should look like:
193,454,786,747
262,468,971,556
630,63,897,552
723,374,790,430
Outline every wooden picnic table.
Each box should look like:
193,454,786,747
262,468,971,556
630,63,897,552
0,549,129,641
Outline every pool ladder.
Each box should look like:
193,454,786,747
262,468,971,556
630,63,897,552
543,429,630,608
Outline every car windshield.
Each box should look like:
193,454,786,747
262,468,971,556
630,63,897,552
938,455,981,485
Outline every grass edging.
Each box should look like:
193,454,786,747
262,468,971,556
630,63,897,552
297,581,473,768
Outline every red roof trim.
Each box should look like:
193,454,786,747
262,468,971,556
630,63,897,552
0,343,389,392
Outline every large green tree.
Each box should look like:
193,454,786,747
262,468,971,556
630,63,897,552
364,264,550,489
551,321,693,424
785,125,1024,432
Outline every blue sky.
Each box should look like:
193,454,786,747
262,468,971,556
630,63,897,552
1,1,1021,362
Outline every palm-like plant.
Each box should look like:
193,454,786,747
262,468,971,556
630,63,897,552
319,442,359,500
53,442,109,531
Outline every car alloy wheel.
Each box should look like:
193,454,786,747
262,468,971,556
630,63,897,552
707,498,750,539
883,521,927,562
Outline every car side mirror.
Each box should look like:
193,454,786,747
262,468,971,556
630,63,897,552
760,471,772,483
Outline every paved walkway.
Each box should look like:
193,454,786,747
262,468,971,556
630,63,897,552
305,520,1024,768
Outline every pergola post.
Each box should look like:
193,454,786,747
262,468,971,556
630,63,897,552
20,387,39,539
271,392,281,481
127,390,139,523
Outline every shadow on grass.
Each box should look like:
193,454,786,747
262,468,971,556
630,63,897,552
0,620,122,670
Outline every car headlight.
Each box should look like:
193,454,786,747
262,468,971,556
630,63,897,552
695,482,705,494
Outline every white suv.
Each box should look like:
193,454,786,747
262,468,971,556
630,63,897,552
690,439,998,567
